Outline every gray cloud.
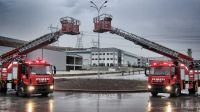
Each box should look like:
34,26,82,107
0,0,15,13
0,0,200,59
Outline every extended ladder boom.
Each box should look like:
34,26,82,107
93,14,193,67
110,27,193,66
0,16,80,66
0,31,62,64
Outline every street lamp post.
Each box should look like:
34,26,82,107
90,0,107,79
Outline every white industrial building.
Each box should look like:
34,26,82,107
137,57,148,67
0,36,148,71
91,48,138,67
65,47,139,70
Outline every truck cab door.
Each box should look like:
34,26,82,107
21,64,28,79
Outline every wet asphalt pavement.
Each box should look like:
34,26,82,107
0,92,200,112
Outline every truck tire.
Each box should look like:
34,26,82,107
16,83,26,97
0,82,7,93
188,88,196,94
151,92,158,97
170,85,181,97
1,87,7,94
16,86,25,97
189,82,198,94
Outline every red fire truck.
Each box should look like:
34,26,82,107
0,16,80,97
92,14,200,97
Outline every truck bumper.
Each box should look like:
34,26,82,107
26,85,54,94
148,85,171,93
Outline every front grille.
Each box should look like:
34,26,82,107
152,85,165,91
36,85,49,91
37,81,48,85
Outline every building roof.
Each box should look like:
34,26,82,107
66,54,82,58
0,36,76,52
90,47,120,52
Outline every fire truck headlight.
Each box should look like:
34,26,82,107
148,85,152,89
50,85,54,90
166,86,171,91
28,86,35,92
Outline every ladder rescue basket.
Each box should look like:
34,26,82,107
60,16,80,35
93,14,112,33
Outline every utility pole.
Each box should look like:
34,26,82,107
90,0,108,79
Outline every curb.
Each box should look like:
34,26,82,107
54,89,148,93
54,72,120,77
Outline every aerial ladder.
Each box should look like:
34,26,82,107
93,14,200,97
0,16,80,96
1,16,80,67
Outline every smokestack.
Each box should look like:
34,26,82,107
187,48,192,57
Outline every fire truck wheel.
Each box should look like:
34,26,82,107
188,88,196,94
17,86,25,97
170,85,181,97
1,88,7,94
0,82,7,93
151,92,158,97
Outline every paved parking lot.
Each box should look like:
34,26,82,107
1,92,200,112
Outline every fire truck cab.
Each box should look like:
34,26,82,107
146,60,197,97
0,59,55,97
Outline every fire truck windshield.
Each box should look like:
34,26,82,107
150,66,170,75
30,65,52,75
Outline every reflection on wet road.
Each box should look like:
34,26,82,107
148,94,200,112
0,92,200,112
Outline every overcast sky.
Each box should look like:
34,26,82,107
0,0,200,59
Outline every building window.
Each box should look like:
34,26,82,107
110,63,114,66
107,53,109,55
110,58,113,60
92,53,94,55
95,53,98,55
92,58,94,60
107,63,109,66
107,58,109,60
100,63,105,66
110,53,113,55
103,58,105,60
95,58,97,60
103,53,105,55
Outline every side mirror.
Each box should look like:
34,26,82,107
53,66,56,75
145,67,150,76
